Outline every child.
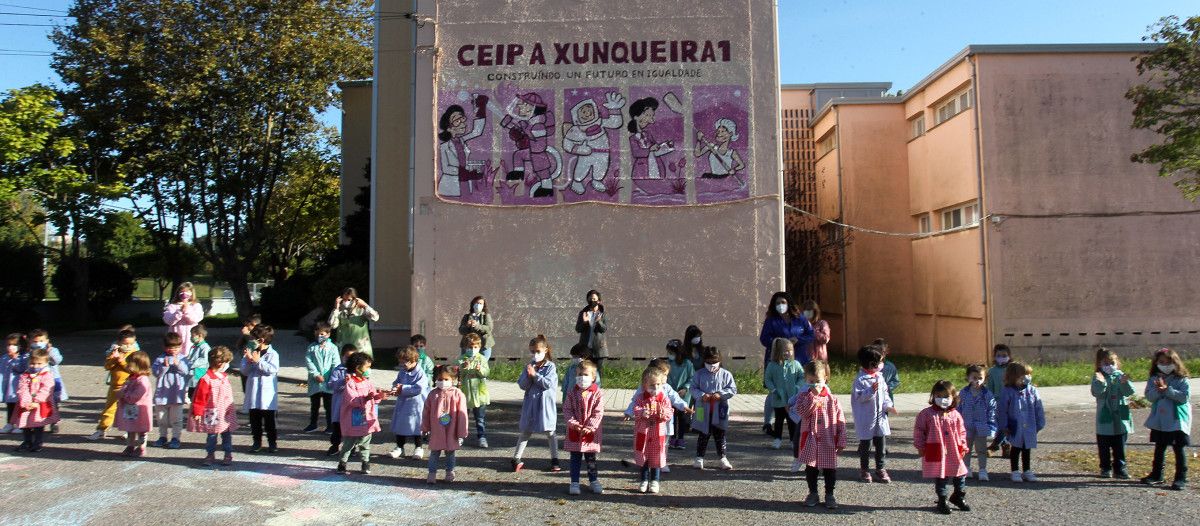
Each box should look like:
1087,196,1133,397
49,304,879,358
422,365,468,483
996,361,1044,482
189,346,238,466
12,347,58,453
326,344,356,456
633,367,674,494
241,325,281,453
26,329,65,432
622,359,692,472
561,343,591,401
690,346,737,470
1142,348,1191,491
235,314,262,404
88,328,138,440
957,364,996,480
411,334,435,380
152,332,191,449
851,344,896,483
564,359,604,495
683,325,705,371
795,360,845,509
103,325,137,388
456,333,491,448
1091,347,1134,479
987,344,1012,455
513,335,560,472
1,333,26,434
766,338,804,451
390,346,430,460
665,339,694,450
305,321,340,433
873,337,900,402
336,352,390,475
117,351,154,457
186,324,211,399
914,380,971,514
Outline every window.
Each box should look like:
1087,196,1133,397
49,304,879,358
917,214,932,234
940,201,980,230
934,87,974,125
910,114,926,139
816,130,837,158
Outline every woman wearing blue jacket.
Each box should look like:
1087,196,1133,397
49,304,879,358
757,291,813,433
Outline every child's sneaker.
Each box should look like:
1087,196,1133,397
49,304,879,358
549,459,562,472
1100,469,1112,478
693,457,704,470
1169,479,1187,491
791,458,802,473
326,444,339,456
154,436,169,448
977,469,989,481
1010,471,1023,483
49,423,58,433
772,438,782,449
824,494,838,509
412,447,425,460
804,492,820,507
388,446,405,459
221,453,233,466
168,438,181,449
361,462,372,475
512,459,524,472
1115,470,1130,480
649,481,660,494
302,424,319,433
85,430,105,441
718,457,733,470
859,469,873,483
949,491,971,511
135,446,146,457
336,462,348,474
202,453,216,466
478,437,489,449
1141,475,1164,485
589,480,603,494
638,480,650,493
1022,470,1037,482
426,471,437,484
568,482,581,495
876,469,891,483
445,470,455,483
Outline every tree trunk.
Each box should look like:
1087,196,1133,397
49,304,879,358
224,273,255,318
65,211,91,323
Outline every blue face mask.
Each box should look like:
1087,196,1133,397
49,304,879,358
28,365,46,374
317,335,329,344
30,342,47,350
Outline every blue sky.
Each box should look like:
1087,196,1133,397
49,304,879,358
2,1,1194,113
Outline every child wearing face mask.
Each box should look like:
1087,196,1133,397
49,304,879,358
411,334,435,380
390,346,430,460
152,332,192,449
872,338,900,403
456,333,491,448
1,333,27,434
325,344,356,456
88,328,138,441
796,360,845,509
915,380,971,515
336,352,391,475
767,338,804,451
117,351,154,457
564,359,604,495
957,364,996,481
683,325,705,371
562,343,592,401
996,361,1044,482
423,366,468,484
622,359,693,472
690,346,737,471
633,367,673,494
851,344,897,483
665,339,694,450
304,322,340,433
186,324,211,399
24,329,65,433
458,296,494,362
241,325,281,453
1142,347,1191,491
513,335,560,472
189,346,238,466
12,347,58,453
986,344,1012,456
1091,347,1133,479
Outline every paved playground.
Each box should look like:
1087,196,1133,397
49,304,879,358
0,329,1195,525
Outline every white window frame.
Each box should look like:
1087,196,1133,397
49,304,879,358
910,114,926,139
939,201,980,231
917,214,932,234
934,86,974,125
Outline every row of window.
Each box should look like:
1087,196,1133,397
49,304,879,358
916,201,979,234
909,86,974,139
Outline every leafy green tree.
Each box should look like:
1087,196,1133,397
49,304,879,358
263,141,342,283
51,0,373,316
1128,15,1200,201
82,211,153,263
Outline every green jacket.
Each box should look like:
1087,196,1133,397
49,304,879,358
456,352,490,408
765,359,804,408
1091,371,1134,435
417,350,434,380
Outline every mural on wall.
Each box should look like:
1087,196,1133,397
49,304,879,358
628,87,686,205
561,87,624,203
436,89,494,204
693,84,750,202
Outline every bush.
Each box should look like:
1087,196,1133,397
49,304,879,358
310,261,369,307
0,242,45,327
258,273,314,327
51,256,135,320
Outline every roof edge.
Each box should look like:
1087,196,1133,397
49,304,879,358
337,79,374,88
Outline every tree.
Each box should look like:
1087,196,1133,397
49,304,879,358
1127,15,1200,201
81,211,153,264
51,0,374,316
262,141,342,283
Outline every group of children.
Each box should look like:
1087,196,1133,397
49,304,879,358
1,323,1192,509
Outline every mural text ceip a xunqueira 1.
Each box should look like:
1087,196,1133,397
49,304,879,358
436,33,753,206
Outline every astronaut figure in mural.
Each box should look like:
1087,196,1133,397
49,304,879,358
562,92,626,194
501,93,562,198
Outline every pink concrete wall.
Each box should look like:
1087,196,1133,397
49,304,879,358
977,52,1200,360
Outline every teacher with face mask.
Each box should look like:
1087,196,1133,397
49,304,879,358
757,291,813,433
575,290,609,378
328,287,380,358
458,296,495,362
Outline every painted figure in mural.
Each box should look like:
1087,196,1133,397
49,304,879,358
502,93,562,198
437,95,489,197
562,92,626,194
695,118,745,182
628,97,675,180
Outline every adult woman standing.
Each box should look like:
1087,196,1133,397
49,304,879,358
328,288,380,357
758,291,814,432
163,282,204,358
803,300,831,363
574,290,608,378
458,296,495,361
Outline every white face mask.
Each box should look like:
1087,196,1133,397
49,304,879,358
646,384,662,395
436,380,453,390
1023,374,1032,385
969,377,983,387
934,397,951,409
576,376,594,389
690,336,702,345
1158,364,1175,375
1101,364,1117,375
341,300,354,310
532,351,546,363
217,363,229,373
995,356,1010,365
775,303,788,314
472,303,484,313
802,310,814,320
705,362,720,372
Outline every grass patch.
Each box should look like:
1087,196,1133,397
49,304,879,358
1045,448,1197,491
